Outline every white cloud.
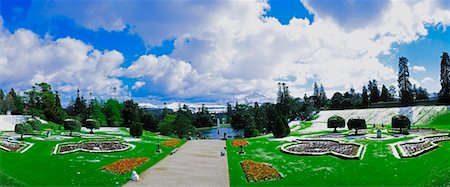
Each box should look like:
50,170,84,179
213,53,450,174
421,77,434,83
0,22,128,102
412,65,427,72
132,81,146,90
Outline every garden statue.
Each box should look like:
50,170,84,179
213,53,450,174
131,171,139,181
239,145,245,154
377,129,382,138
47,131,51,138
223,132,227,140
156,143,161,154
220,147,226,156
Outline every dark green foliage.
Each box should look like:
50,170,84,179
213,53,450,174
414,86,429,100
14,122,33,140
159,114,176,136
368,80,380,103
398,57,414,105
277,82,295,119
272,116,288,138
24,83,67,124
193,104,214,127
331,92,344,109
27,119,42,130
173,113,195,139
103,99,123,126
347,118,367,135
380,85,389,102
439,52,450,103
254,102,268,133
362,86,369,108
141,112,159,132
122,100,139,128
87,99,107,127
392,115,411,134
5,88,24,115
129,121,143,137
0,89,5,114
64,119,81,136
85,119,100,134
327,115,345,133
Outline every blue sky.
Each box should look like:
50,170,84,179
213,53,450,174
0,0,449,105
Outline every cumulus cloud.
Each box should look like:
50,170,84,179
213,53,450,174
412,65,427,72
421,77,434,83
0,20,128,101
132,81,146,90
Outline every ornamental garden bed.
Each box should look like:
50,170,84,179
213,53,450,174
280,139,364,159
53,140,132,154
240,160,283,182
0,139,33,153
395,134,450,158
161,139,181,147
101,157,149,175
232,139,249,147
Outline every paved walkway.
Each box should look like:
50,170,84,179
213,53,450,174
125,140,229,187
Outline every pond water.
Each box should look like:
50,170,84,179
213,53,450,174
199,127,241,139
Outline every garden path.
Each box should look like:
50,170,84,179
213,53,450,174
125,140,229,187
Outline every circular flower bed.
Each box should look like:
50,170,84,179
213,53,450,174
232,139,249,147
281,139,364,159
54,141,132,154
240,160,282,182
101,157,149,174
162,139,181,147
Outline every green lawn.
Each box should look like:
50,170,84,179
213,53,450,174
0,129,184,186
227,137,450,186
419,111,450,130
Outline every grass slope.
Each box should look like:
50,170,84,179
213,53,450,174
227,137,450,186
0,130,184,186
419,111,450,130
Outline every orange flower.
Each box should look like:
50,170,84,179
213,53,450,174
101,157,149,175
240,160,282,182
232,139,249,147
162,139,181,147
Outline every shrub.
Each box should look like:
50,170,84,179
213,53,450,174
27,118,42,130
392,115,411,134
273,116,289,138
85,119,100,134
347,117,367,135
15,122,33,140
64,119,81,136
327,115,345,133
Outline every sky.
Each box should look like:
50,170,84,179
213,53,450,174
0,0,449,105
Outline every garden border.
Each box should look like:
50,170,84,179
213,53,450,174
392,134,450,158
52,139,134,155
0,140,34,153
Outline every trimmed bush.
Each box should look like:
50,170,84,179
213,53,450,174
15,122,33,140
347,117,367,135
64,119,81,136
392,115,411,134
327,115,345,133
85,119,100,134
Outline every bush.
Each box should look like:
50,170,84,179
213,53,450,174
392,115,411,134
327,115,345,133
85,119,100,134
27,119,42,130
347,117,367,135
64,119,81,136
130,121,143,138
15,122,33,140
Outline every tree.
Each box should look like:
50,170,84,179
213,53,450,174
327,115,345,133
254,102,268,133
331,92,344,109
173,113,195,139
415,86,429,100
6,88,24,114
130,121,143,137
388,85,397,101
341,98,353,109
141,112,159,132
398,57,414,105
122,100,139,128
368,80,380,103
0,89,5,114
272,116,288,138
347,118,367,135
159,114,176,136
64,119,81,136
28,119,42,130
439,52,450,103
103,99,124,126
319,84,327,102
230,104,258,138
193,104,214,127
85,118,100,134
88,99,107,126
362,86,369,108
15,122,33,140
71,89,88,119
392,115,411,134
277,83,294,119
380,85,389,102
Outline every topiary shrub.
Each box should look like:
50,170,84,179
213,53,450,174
392,115,411,134
85,118,100,134
347,117,367,135
27,118,42,130
327,115,345,133
64,119,81,136
15,122,33,140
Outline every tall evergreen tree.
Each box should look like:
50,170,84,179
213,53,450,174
0,89,5,114
380,85,389,102
439,52,450,103
277,83,294,119
362,86,369,108
415,86,429,100
368,80,380,103
254,102,268,133
398,57,414,105
319,84,327,101
122,99,139,127
103,99,124,126
6,88,24,114
388,85,397,101
174,112,195,139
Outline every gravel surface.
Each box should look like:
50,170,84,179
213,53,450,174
125,140,229,187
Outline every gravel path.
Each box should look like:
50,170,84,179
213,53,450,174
125,140,229,187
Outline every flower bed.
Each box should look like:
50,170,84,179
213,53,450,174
280,138,364,159
54,140,132,154
232,139,249,147
0,140,33,153
240,160,282,182
395,135,450,158
101,157,149,174
162,139,181,147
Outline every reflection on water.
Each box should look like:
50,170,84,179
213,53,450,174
199,127,241,139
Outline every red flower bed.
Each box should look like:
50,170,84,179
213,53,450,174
232,139,249,147
101,157,149,174
241,160,283,182
162,140,181,147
